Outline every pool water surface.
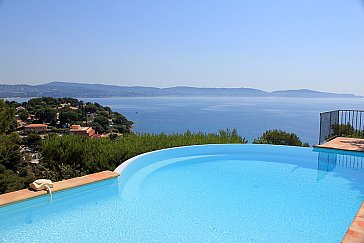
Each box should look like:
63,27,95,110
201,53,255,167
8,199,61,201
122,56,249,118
0,144,363,242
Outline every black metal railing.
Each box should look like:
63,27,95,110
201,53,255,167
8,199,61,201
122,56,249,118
319,110,364,144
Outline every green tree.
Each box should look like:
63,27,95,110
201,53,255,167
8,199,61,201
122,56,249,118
93,116,109,131
35,108,57,125
0,170,24,194
0,99,16,134
5,100,20,109
59,110,80,127
109,133,118,140
27,98,44,108
98,111,110,118
113,113,133,132
85,103,97,113
115,125,128,133
253,129,309,146
22,134,42,151
89,122,105,133
113,113,127,125
0,134,22,171
0,133,37,193
17,109,29,121
39,97,58,107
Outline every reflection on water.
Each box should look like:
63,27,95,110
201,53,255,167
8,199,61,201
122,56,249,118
316,148,364,195
318,150,364,172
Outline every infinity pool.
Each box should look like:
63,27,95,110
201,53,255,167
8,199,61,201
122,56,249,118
1,144,364,242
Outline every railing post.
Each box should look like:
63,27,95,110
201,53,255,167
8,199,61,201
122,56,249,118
329,111,332,138
339,110,341,136
360,111,363,137
319,113,322,144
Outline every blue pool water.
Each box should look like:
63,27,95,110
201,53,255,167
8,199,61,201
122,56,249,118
1,144,364,242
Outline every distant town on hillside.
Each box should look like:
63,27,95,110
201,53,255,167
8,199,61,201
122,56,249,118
0,81,361,98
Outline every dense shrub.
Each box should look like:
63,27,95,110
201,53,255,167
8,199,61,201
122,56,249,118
253,129,309,147
40,129,246,181
22,134,42,151
331,123,364,139
0,133,39,193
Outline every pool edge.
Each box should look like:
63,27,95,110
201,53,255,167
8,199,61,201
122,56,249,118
114,144,364,242
0,170,119,207
342,202,364,243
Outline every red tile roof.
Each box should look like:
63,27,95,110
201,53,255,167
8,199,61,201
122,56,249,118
25,124,47,128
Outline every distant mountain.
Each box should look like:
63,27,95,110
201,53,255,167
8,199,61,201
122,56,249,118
0,82,361,98
161,86,268,97
270,89,359,98
0,82,163,98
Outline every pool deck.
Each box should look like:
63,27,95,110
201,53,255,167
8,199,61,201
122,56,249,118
342,202,364,243
0,170,119,207
315,137,364,152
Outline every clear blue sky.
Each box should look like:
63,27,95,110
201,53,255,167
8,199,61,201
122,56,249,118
0,0,364,94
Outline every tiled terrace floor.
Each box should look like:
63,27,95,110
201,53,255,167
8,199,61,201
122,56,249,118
315,137,364,152
342,202,364,243
0,170,119,207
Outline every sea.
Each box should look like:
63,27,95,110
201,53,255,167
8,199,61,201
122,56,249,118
84,96,364,146
9,96,364,145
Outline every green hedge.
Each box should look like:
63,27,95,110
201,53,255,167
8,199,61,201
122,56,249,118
40,129,247,181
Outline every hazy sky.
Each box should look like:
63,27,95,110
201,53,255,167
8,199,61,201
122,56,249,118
1,0,364,94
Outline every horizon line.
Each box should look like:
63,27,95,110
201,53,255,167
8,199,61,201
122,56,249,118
1,80,362,96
